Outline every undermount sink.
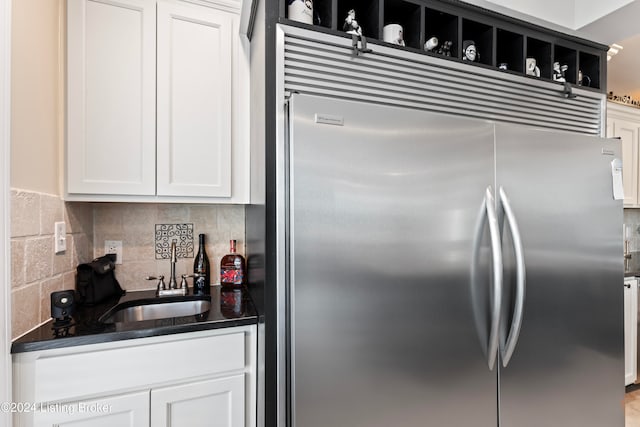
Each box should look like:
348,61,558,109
99,295,212,324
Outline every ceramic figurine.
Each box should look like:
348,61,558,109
578,70,591,87
526,57,540,77
287,0,313,24
552,62,567,82
443,41,452,56
552,62,564,81
462,40,478,62
343,9,362,36
435,40,452,56
383,24,405,46
424,36,438,52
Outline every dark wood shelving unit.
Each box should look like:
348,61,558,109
281,0,608,91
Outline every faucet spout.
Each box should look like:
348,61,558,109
169,240,178,289
152,240,187,296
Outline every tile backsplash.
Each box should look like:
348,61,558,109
10,190,245,339
10,189,93,339
93,203,245,292
155,223,194,259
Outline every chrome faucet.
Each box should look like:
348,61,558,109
169,240,178,289
145,240,188,297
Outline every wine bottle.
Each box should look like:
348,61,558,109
193,234,210,295
220,239,246,288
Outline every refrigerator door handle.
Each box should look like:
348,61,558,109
499,187,526,367
485,186,503,371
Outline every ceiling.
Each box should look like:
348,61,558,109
577,1,640,99
462,0,640,99
606,34,640,100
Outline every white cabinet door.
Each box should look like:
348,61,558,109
34,390,150,427
625,278,638,386
156,2,234,197
151,374,245,427
67,0,156,195
611,119,640,206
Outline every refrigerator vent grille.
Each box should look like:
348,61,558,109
282,28,604,135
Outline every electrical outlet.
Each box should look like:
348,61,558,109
54,221,66,253
104,240,123,264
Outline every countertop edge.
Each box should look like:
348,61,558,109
11,315,258,354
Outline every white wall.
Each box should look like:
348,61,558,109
0,0,11,423
8,0,69,352
10,0,63,195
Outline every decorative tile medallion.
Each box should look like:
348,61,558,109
155,223,194,259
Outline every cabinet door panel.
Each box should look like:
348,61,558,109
157,2,233,197
67,0,156,195
151,375,244,427
34,390,149,427
612,119,639,206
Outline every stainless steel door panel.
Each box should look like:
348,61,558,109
289,94,497,427
495,124,624,427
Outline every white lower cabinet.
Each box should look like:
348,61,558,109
151,375,244,427
34,391,150,427
12,326,256,427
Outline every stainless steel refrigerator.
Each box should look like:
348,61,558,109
283,93,624,426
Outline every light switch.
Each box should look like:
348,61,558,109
54,221,67,253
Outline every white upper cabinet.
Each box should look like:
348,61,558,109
66,0,250,203
607,102,640,207
156,3,232,197
67,0,157,196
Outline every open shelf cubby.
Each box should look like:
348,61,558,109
496,29,523,73
579,51,600,89
525,37,552,79
285,0,332,27
279,0,607,92
554,45,577,84
424,7,458,57
383,0,422,49
313,0,334,28
337,0,380,39
461,19,493,66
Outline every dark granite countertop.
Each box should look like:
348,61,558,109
11,285,257,353
625,252,640,277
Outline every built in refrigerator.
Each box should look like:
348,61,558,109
280,93,623,426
